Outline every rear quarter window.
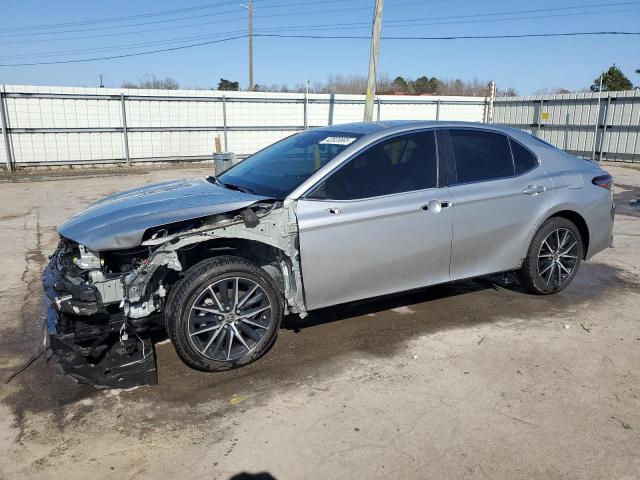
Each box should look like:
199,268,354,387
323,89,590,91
510,139,539,175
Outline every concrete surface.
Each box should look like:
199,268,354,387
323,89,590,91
1,162,639,480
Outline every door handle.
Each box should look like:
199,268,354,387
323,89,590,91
522,185,546,195
327,207,342,215
421,200,453,212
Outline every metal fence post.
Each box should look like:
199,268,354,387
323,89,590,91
303,92,308,130
487,81,496,124
483,81,496,124
436,99,441,121
535,99,544,137
328,93,335,126
376,98,381,121
591,92,603,161
222,95,228,151
120,94,131,166
598,94,612,162
0,89,14,172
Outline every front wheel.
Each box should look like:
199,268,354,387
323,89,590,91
519,217,583,295
166,256,283,372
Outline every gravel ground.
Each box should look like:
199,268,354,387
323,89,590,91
1,162,639,480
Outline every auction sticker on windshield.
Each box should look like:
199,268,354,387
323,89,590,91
319,136,358,145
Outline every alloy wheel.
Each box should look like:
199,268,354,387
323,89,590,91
537,228,579,288
187,276,273,361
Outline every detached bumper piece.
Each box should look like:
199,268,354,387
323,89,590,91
43,248,159,389
49,332,157,389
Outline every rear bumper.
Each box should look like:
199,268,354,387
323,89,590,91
585,198,615,260
42,251,158,389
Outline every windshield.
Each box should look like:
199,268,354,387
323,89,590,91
217,130,363,198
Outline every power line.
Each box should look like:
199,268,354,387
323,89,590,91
0,0,435,39
232,6,640,34
0,0,368,38
384,0,640,24
4,4,638,58
5,0,629,35
1,31,638,67
0,0,323,33
0,8,249,38
3,0,634,46
0,35,248,67
256,32,640,40
259,7,640,33
0,31,248,60
383,8,640,30
0,1,245,32
0,16,249,44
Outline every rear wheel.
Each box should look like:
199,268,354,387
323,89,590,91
519,217,583,295
166,256,283,372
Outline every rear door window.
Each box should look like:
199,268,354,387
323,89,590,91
448,129,514,184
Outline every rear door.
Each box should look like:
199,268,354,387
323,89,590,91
295,130,454,311
441,128,553,280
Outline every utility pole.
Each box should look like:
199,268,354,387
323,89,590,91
363,0,384,122
242,0,255,91
99,74,104,88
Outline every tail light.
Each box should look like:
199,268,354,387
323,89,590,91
592,174,613,191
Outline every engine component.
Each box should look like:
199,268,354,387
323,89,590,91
73,244,101,270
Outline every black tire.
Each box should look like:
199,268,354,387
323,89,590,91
165,255,283,372
519,217,584,295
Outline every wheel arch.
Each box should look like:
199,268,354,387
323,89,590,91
522,207,590,264
547,210,590,258
176,237,289,292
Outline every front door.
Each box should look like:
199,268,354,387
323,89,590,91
295,130,454,311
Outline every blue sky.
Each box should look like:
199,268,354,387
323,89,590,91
1,0,639,95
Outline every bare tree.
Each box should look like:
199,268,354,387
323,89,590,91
534,87,573,95
322,74,367,94
121,74,179,90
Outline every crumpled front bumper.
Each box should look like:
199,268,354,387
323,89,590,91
42,249,158,389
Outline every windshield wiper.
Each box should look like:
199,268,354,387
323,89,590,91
220,181,258,195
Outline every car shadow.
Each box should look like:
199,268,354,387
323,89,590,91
281,272,521,333
229,473,277,480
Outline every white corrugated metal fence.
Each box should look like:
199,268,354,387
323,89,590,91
5,85,636,169
0,85,488,169
494,90,640,163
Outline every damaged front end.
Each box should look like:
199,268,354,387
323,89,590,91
42,197,306,389
43,239,163,388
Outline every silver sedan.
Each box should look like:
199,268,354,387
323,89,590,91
45,121,615,384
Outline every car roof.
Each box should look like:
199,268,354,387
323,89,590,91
315,120,525,137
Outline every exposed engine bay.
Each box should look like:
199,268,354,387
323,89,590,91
43,198,306,388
